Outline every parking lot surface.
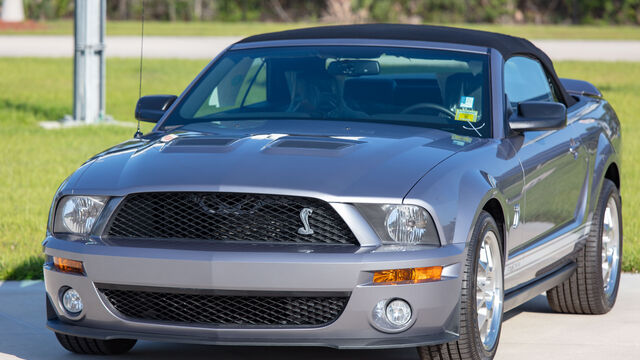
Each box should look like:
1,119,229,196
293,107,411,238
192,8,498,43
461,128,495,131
2,36,640,61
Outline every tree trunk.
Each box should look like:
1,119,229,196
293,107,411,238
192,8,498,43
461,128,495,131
203,0,216,21
270,0,292,22
167,0,177,21
194,0,203,21
117,0,128,20
572,0,580,24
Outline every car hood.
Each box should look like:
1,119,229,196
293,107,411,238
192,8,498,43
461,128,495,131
70,120,482,201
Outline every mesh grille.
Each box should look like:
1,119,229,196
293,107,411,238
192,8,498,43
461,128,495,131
99,287,349,327
106,192,358,245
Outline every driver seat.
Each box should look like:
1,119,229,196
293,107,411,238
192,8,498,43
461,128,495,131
444,73,483,111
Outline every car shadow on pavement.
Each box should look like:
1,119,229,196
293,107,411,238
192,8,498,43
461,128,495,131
504,294,553,321
121,343,419,360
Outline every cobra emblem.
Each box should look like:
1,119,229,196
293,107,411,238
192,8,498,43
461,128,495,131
297,208,314,235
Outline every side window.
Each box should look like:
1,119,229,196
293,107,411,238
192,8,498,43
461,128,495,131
504,57,556,111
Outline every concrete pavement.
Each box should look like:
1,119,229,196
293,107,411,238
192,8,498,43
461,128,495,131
2,35,640,61
534,40,640,61
0,274,639,360
0,35,239,59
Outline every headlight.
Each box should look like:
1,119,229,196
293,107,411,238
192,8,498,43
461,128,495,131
356,204,439,246
54,196,107,234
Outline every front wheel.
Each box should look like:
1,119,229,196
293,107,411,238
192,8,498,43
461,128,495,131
418,211,504,360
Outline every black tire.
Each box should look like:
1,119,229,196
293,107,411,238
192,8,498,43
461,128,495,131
547,178,622,314
418,211,504,360
55,332,136,355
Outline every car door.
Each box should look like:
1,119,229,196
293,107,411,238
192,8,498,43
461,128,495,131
505,56,589,255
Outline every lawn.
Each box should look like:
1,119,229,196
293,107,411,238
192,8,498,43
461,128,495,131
2,20,640,39
0,58,638,280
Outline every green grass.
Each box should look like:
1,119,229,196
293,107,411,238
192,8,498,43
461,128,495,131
0,58,208,280
0,58,638,280
2,20,640,39
553,62,640,273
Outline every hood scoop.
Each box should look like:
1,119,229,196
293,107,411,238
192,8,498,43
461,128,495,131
275,139,354,150
264,137,364,156
162,137,241,153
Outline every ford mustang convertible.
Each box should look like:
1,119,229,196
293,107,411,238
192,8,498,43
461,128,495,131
44,25,622,360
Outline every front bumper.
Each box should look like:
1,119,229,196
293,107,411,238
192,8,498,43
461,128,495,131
44,237,465,349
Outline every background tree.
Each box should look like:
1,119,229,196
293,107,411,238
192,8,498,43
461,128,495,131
14,0,640,25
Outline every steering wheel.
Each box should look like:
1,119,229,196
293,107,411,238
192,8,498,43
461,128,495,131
401,103,455,118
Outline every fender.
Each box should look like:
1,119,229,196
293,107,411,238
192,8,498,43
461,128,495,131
581,99,621,224
404,139,524,248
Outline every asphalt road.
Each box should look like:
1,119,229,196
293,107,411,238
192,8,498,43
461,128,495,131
1,35,640,61
0,275,638,360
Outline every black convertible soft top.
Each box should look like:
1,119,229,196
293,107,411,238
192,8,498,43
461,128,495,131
239,24,575,107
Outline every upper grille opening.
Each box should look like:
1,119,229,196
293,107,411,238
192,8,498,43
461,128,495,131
105,192,358,245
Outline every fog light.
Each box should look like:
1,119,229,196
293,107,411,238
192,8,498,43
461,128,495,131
62,288,83,314
371,298,414,333
386,299,412,326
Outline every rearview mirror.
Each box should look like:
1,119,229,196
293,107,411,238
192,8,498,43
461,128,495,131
327,60,380,76
135,95,178,123
509,101,567,132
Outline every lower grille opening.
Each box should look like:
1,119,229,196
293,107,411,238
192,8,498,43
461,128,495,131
98,286,349,327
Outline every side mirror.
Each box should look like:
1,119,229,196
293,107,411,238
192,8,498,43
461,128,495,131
509,101,567,132
135,95,178,123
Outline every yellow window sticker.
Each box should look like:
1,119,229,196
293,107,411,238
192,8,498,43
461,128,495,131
451,134,472,145
455,109,478,122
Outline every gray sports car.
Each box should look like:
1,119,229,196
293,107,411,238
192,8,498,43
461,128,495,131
44,24,622,360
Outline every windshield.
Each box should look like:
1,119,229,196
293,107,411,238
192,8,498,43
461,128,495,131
162,46,491,138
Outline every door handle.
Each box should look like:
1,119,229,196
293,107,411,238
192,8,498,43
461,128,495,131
569,138,580,159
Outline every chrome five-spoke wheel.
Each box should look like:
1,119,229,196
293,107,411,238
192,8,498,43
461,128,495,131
602,196,621,298
476,230,503,351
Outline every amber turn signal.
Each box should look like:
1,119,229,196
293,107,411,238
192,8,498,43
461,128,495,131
53,257,84,275
373,266,442,285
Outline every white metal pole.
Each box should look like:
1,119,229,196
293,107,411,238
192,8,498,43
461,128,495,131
72,0,106,124
1,0,25,22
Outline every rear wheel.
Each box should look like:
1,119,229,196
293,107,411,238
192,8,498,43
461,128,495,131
547,178,622,314
418,211,504,360
55,333,136,355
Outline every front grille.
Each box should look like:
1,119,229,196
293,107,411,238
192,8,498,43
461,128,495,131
106,192,358,245
98,287,349,327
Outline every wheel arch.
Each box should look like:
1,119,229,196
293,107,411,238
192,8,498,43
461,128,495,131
604,162,620,190
590,132,621,216
457,179,513,253
482,198,506,253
